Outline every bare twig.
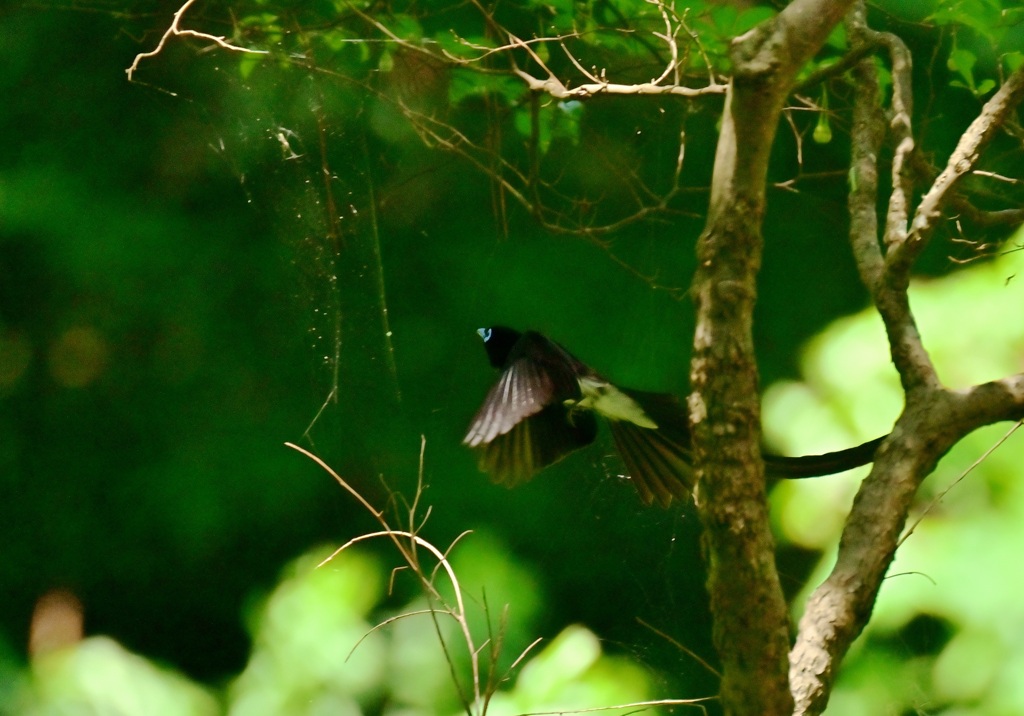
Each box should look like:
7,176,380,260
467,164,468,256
512,696,716,715
636,617,721,678
898,420,1023,548
287,442,485,712
504,7,727,100
647,0,682,86
512,67,725,98
126,0,268,81
889,64,1024,271
949,194,1024,229
878,32,915,250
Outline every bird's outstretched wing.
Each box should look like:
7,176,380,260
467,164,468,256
464,331,595,484
475,403,598,486
464,349,556,447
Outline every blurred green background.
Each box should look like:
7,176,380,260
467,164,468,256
3,1,1024,714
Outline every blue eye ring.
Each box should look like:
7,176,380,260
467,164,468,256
477,327,492,342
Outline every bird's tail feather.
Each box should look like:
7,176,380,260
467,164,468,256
610,388,884,506
609,390,694,508
609,421,693,507
764,435,885,478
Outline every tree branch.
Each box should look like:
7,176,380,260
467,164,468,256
878,32,915,251
890,64,1024,272
511,68,726,98
844,44,886,292
687,1,856,714
839,3,936,393
791,377,1024,715
949,194,1024,229
126,0,268,81
790,7,1024,713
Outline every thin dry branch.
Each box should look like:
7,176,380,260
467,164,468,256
387,94,692,294
648,0,683,86
512,696,716,716
877,31,915,250
503,1,727,100
511,66,726,98
889,64,1024,272
949,194,1024,228
126,0,268,81
287,442,486,711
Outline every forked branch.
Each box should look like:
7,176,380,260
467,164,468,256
789,5,1024,714
126,0,267,81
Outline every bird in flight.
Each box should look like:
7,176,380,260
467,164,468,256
464,326,885,507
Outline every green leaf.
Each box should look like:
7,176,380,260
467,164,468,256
512,99,583,155
1003,51,1024,72
874,57,893,100
449,70,528,107
947,47,977,84
514,104,551,154
516,626,602,699
929,0,1004,43
238,53,264,80
388,14,424,42
975,78,996,95
23,638,218,716
536,39,550,64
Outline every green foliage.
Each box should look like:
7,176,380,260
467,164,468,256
923,0,1023,96
448,70,527,108
486,625,655,716
224,0,760,162
10,638,219,716
513,98,585,154
243,541,659,715
230,549,389,715
929,0,1010,45
947,46,997,97
8,544,659,716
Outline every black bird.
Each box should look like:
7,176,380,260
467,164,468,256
464,326,885,507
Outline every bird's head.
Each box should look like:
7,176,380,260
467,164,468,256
477,326,522,368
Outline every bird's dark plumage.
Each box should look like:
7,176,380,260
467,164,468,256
464,326,884,507
464,329,598,485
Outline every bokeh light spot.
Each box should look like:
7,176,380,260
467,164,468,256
48,326,109,388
